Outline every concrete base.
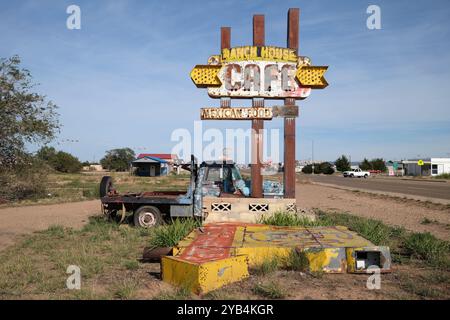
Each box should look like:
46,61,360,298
203,197,303,223
161,222,392,294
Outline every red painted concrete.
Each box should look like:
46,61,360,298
179,224,237,264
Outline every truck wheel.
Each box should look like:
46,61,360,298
99,176,113,197
350,174,354,178
134,206,163,228
364,174,368,179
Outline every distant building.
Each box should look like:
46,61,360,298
136,153,179,164
402,158,450,176
386,161,404,176
132,153,179,177
82,164,104,172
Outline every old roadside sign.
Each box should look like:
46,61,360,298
191,45,328,100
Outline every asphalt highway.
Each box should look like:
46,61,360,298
305,175,450,200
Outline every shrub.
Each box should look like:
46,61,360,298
335,155,350,172
259,211,319,227
315,210,405,246
403,232,450,268
0,158,50,201
149,218,201,248
319,162,335,175
252,256,280,275
252,282,286,299
36,146,82,173
100,148,135,172
301,165,313,174
301,163,334,174
285,250,309,272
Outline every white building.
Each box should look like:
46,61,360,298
403,158,450,176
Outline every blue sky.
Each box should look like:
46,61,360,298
1,0,450,162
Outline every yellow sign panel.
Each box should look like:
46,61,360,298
190,65,222,87
417,159,424,166
201,107,273,120
296,66,328,88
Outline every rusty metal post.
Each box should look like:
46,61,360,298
220,27,231,109
221,27,231,50
283,8,299,199
251,15,265,198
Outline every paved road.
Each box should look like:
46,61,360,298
305,175,450,200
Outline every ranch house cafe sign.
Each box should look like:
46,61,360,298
191,45,328,102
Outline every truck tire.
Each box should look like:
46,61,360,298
350,174,354,178
134,206,164,228
364,174,368,179
99,176,113,197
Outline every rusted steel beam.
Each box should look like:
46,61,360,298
221,27,231,50
284,8,299,199
284,106,296,198
220,29,231,109
220,97,231,108
287,8,299,52
251,123,264,197
253,15,265,46
251,15,265,198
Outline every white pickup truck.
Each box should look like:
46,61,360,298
343,168,370,178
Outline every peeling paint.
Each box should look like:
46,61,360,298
162,223,392,293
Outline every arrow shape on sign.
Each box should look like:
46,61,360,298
190,65,222,88
296,66,328,89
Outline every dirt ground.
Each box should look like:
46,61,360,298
296,179,450,241
1,177,448,251
0,200,100,251
0,179,449,300
0,172,189,252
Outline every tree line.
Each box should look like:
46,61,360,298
35,146,136,173
302,155,387,174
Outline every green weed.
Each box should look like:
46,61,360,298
252,282,286,299
149,218,201,248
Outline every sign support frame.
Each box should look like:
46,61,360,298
283,8,299,199
250,14,265,198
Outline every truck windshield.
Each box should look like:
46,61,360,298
231,167,243,180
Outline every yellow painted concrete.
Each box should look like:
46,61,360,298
162,223,391,293
162,255,249,294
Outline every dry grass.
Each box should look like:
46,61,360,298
0,216,160,299
1,172,190,207
0,210,449,300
